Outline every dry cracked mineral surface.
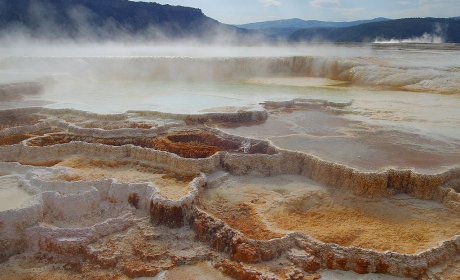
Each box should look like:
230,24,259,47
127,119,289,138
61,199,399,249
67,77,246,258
0,44,460,280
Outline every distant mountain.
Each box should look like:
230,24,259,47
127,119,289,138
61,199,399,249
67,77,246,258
0,0,261,42
289,18,460,43
237,17,389,29
256,27,303,38
236,17,389,37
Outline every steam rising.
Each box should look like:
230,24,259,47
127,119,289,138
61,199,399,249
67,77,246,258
374,22,448,44
0,1,459,145
0,0,270,45
1,3,460,280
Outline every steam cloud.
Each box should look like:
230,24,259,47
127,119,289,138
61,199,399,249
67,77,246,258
0,0,268,46
374,22,448,44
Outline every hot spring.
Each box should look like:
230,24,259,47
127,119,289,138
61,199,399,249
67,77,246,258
0,43,459,280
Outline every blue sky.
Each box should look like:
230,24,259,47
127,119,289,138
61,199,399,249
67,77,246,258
135,0,460,24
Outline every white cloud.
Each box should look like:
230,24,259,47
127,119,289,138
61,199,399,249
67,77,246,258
419,0,456,3
309,0,364,16
397,1,413,4
259,0,281,7
309,0,340,8
332,7,365,16
382,1,460,18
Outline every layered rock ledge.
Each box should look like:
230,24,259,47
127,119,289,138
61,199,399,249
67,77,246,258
0,107,459,279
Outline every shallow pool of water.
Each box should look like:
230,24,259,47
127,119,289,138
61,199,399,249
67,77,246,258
0,176,32,211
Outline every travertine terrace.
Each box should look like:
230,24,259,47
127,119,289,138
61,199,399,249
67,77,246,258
1,45,460,280
0,102,459,280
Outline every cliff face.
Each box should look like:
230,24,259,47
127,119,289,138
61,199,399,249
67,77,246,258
0,0,253,41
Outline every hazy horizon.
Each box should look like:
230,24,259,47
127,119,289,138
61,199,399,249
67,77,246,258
132,0,460,25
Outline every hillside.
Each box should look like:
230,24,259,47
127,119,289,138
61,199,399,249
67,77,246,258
289,18,460,43
237,17,389,30
0,0,257,41
236,17,389,37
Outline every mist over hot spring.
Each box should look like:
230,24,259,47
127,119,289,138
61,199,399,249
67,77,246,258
1,0,460,280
